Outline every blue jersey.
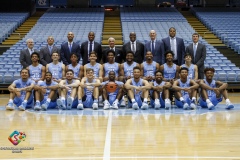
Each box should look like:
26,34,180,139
68,64,81,78
37,80,58,98
104,62,119,77
123,62,137,77
181,64,195,79
131,78,143,95
84,78,96,96
86,63,101,78
29,64,42,81
203,79,216,98
13,78,34,99
143,61,156,77
178,79,190,96
48,62,63,80
102,80,123,96
153,81,165,97
163,63,177,80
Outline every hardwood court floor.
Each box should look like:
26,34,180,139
0,93,240,159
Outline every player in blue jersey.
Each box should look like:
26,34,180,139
66,53,83,80
180,53,198,81
141,51,159,82
6,68,35,111
77,68,101,110
33,72,59,110
56,69,80,110
199,67,234,110
27,52,46,84
101,71,124,110
46,52,65,83
103,50,120,81
150,70,172,109
125,66,151,110
172,67,199,110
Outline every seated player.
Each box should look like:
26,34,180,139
6,68,34,111
172,67,199,110
57,69,80,110
66,53,83,80
150,70,172,109
33,72,59,111
103,50,120,81
77,68,101,110
180,53,198,81
125,66,151,110
141,51,159,82
101,71,124,110
199,67,234,110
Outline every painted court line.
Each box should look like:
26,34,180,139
103,110,112,160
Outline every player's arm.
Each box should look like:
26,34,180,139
78,65,84,80
88,79,101,87
8,83,17,92
189,79,199,90
119,64,124,78
125,79,137,90
40,66,46,81
141,80,152,90
194,65,198,80
172,80,182,91
61,64,66,80
199,79,214,90
45,84,59,91
216,81,228,91
140,63,144,79
66,80,80,88
174,65,180,79
98,64,103,82
46,64,49,72
58,80,66,89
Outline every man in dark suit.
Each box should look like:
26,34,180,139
162,27,185,66
80,31,102,65
39,36,60,66
144,30,165,65
186,33,206,79
60,32,81,65
122,32,144,64
19,38,39,68
102,37,123,63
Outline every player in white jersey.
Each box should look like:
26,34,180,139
66,53,83,80
199,67,234,110
180,53,198,81
57,69,80,110
172,67,199,110
33,72,59,110
6,68,35,111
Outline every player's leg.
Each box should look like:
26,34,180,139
6,89,17,110
141,89,149,110
92,86,99,110
77,87,84,110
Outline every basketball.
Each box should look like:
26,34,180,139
105,82,118,93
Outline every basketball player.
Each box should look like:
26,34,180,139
27,52,46,84
77,68,101,110
172,67,199,110
66,53,83,80
33,72,59,110
57,69,80,110
125,66,151,110
199,67,234,110
46,52,65,83
180,53,198,81
141,51,159,82
103,50,120,81
150,70,171,109
101,71,124,110
6,68,34,111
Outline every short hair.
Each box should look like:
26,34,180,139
184,53,192,58
66,69,74,74
192,33,199,37
108,71,115,75
180,67,189,73
169,27,176,32
45,72,52,76
86,68,94,73
26,38,34,43
20,68,30,76
133,66,141,71
146,51,153,55
164,50,175,58
31,52,40,59
107,50,115,56
88,31,95,36
89,51,97,57
108,37,115,42
204,67,215,73
70,53,79,59
126,51,134,56
155,70,163,76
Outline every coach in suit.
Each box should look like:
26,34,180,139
162,27,185,66
186,33,206,79
60,32,81,65
19,38,39,68
102,37,123,63
39,36,60,66
80,31,102,65
122,32,144,64
145,30,165,65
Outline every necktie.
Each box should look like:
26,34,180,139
151,40,155,53
171,38,176,59
193,43,197,62
132,42,135,53
69,43,72,53
89,42,92,54
49,46,52,55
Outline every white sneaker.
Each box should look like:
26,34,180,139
112,101,119,110
92,102,98,110
207,102,215,110
141,102,149,110
183,103,190,110
165,99,171,110
190,103,197,110
132,102,139,110
120,99,126,107
226,101,234,110
154,100,161,109
77,103,84,110
103,101,110,110
6,102,15,111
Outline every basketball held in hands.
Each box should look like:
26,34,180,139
105,82,118,93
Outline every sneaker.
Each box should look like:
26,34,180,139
120,99,126,107
6,102,14,111
92,102,98,110
112,101,119,110
190,100,197,110
77,103,84,110
165,99,171,110
183,103,190,110
226,102,234,110
19,101,27,111
132,102,139,110
207,102,215,110
67,97,73,110
154,100,161,109
103,101,110,110
141,102,148,110
34,102,41,111
57,99,66,110
41,101,50,111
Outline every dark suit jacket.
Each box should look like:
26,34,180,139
162,37,185,65
80,41,102,65
102,48,124,64
145,40,165,65
19,48,39,68
60,42,81,65
39,45,60,66
122,41,144,64
186,43,206,79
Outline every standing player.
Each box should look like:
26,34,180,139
180,53,198,81
103,50,120,81
199,67,234,110
125,66,151,110
6,69,34,111
66,53,83,80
